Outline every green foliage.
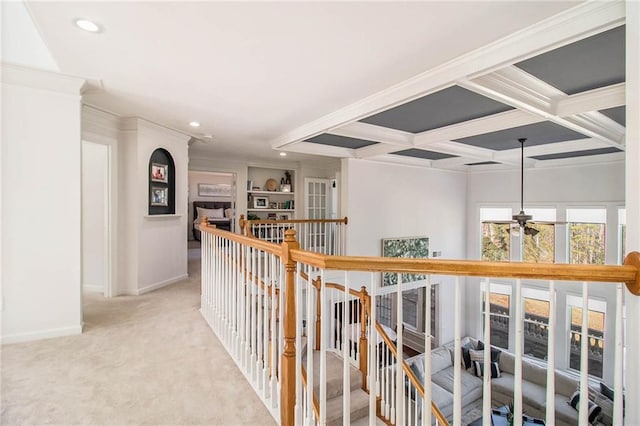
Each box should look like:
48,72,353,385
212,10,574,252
524,224,555,263
570,223,605,264
482,223,510,261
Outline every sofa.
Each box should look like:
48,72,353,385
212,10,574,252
404,337,615,425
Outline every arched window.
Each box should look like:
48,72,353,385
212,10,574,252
148,148,175,215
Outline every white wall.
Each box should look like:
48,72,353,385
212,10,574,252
188,171,233,239
1,64,85,343
341,158,467,345
120,119,190,295
82,141,108,293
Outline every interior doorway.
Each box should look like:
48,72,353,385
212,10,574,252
81,140,112,297
187,170,236,260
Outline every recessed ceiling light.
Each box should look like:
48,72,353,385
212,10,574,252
279,152,287,156
189,121,200,128
75,19,100,33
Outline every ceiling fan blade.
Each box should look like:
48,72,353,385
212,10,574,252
482,220,517,225
524,225,540,237
530,220,568,225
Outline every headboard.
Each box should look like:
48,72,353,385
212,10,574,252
193,201,232,223
192,201,233,240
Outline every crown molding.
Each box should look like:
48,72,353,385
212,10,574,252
1,62,86,95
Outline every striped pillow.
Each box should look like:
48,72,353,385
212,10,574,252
469,349,501,378
568,390,602,424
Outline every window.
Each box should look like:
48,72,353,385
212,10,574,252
481,208,512,261
567,295,606,378
523,209,556,263
567,208,606,265
523,288,550,360
619,208,626,265
482,283,511,349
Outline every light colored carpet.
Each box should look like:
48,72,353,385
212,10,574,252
1,260,276,426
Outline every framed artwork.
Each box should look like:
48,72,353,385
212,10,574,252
278,213,291,220
151,163,168,183
381,236,429,286
150,187,169,206
198,183,231,197
253,196,268,208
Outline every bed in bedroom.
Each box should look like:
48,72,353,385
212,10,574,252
192,201,233,241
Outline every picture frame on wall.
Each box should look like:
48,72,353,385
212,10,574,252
253,196,268,208
198,183,231,197
151,163,168,183
150,187,169,206
381,236,429,286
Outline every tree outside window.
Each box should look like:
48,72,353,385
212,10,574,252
567,209,606,265
482,223,511,261
523,224,555,263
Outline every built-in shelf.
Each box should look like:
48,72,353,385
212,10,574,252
247,208,295,212
144,214,183,219
248,190,294,196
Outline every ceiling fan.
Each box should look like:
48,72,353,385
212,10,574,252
483,138,564,237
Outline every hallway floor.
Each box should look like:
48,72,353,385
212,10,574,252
1,260,275,425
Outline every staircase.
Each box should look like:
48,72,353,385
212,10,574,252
303,349,385,425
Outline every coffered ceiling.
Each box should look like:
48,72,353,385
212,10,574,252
272,3,627,171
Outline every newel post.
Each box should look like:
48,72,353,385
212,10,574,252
281,229,300,426
359,286,369,390
239,214,246,235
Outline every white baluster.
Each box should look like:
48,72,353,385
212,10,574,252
578,282,589,425
319,268,327,425
423,276,432,426
295,265,302,425
369,272,377,422
482,278,492,426
306,266,315,425
343,271,351,425
613,283,624,424
514,278,523,426
270,253,278,407
453,276,462,426
396,273,404,426
545,280,556,426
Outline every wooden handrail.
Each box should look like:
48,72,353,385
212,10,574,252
290,250,640,294
200,222,282,256
300,365,320,420
373,321,449,425
246,217,349,225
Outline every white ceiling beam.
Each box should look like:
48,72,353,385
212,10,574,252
554,83,625,117
426,141,495,160
459,67,624,146
270,2,624,149
369,154,433,168
327,121,413,147
414,109,544,146
279,141,356,158
532,151,625,168
493,138,614,162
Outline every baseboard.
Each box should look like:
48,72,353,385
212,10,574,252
1,324,82,345
136,274,188,295
83,284,104,293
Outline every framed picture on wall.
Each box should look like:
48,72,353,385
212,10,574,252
150,187,169,206
151,163,168,183
198,183,231,197
381,236,429,286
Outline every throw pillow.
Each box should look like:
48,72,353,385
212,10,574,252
594,393,614,426
196,207,224,220
224,208,234,218
476,340,502,362
469,349,501,378
568,390,602,425
599,382,625,415
461,342,474,370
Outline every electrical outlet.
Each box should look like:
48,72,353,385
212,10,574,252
432,251,442,258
